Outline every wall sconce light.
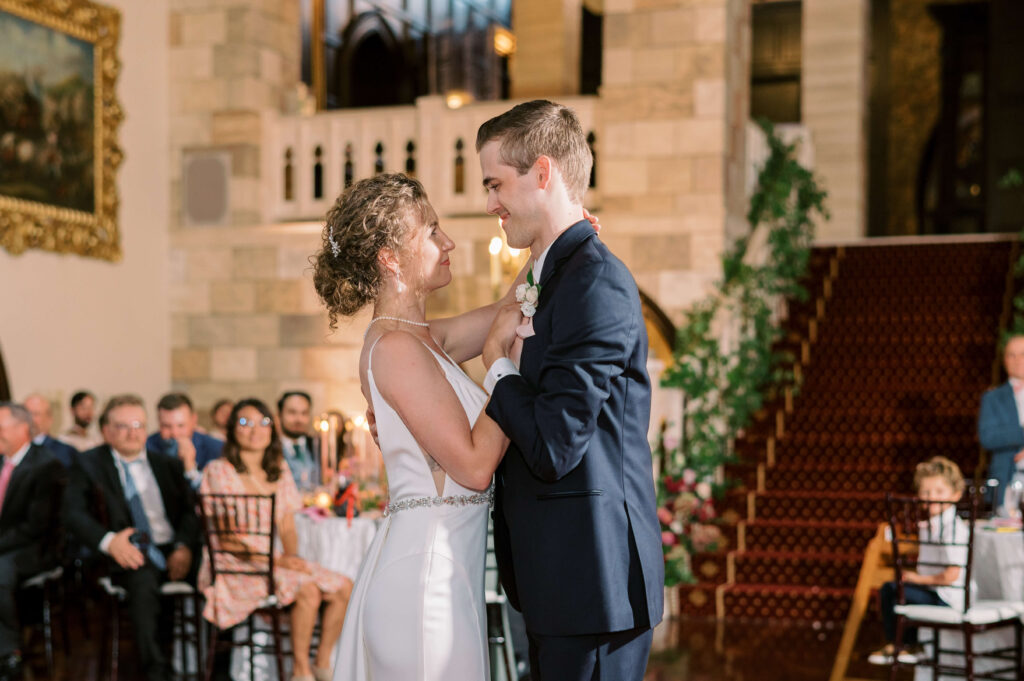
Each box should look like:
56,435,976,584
445,90,473,109
493,27,516,57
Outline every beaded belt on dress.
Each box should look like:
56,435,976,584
383,485,494,517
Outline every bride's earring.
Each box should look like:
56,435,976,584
395,269,406,294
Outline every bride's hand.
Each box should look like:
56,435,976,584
584,207,601,233
484,302,526,368
510,334,524,368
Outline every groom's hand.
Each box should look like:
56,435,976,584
483,303,523,369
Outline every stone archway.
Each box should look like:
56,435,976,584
335,11,415,108
640,289,675,364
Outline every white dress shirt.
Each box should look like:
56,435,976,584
6,441,31,469
484,242,555,395
99,449,174,554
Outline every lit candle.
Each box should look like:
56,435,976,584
489,236,502,298
319,416,330,485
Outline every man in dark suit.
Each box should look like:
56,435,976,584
277,391,321,490
478,100,664,681
145,392,222,490
979,334,1024,507
67,394,199,681
22,393,78,468
0,402,67,680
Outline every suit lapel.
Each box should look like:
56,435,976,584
1,445,39,520
1000,383,1020,423
537,220,596,288
520,220,596,379
96,445,132,520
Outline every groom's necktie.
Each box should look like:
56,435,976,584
121,459,167,570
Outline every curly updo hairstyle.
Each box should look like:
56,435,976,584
312,173,432,329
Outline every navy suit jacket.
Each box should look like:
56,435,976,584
978,382,1024,504
485,220,664,637
145,430,223,471
64,445,200,560
0,444,67,572
40,434,78,468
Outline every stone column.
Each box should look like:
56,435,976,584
511,0,583,98
169,0,301,228
599,0,750,322
802,0,870,241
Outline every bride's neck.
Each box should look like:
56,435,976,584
373,286,427,322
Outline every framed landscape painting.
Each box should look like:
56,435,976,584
0,0,122,260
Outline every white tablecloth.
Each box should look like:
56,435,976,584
295,513,380,580
230,511,381,681
914,524,1024,680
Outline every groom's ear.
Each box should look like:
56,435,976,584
534,155,553,190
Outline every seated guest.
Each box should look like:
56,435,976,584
208,399,233,441
868,456,969,666
200,398,351,681
145,393,223,490
23,393,79,468
59,390,102,452
0,403,67,680
277,391,320,491
979,334,1024,509
65,395,200,681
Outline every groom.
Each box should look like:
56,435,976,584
479,100,664,681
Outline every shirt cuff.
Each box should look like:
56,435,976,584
99,531,115,555
484,357,520,395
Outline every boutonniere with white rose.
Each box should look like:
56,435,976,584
515,270,542,317
513,270,541,341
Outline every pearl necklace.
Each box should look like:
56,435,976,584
364,315,430,339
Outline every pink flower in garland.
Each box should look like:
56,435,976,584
661,531,678,546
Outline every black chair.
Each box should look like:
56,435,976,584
885,492,1022,681
96,575,204,681
15,475,69,679
18,566,68,679
197,492,290,681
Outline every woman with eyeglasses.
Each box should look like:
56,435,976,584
198,398,352,681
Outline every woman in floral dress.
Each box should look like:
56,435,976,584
199,398,352,681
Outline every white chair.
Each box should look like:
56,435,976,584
886,493,1023,681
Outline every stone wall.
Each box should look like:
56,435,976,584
599,0,750,320
802,0,870,242
168,0,753,420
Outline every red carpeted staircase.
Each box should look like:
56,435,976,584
679,239,1016,623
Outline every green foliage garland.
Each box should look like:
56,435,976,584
655,119,829,586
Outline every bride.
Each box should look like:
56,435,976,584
312,173,525,680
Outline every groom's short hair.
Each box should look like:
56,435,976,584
475,99,592,204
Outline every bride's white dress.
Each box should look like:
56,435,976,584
332,337,491,681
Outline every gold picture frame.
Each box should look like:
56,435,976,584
0,0,122,261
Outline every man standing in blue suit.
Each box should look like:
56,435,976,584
146,393,222,490
979,335,1024,508
478,100,663,681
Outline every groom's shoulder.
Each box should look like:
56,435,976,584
565,235,634,285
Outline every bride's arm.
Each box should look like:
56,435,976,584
373,331,509,490
429,262,529,364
